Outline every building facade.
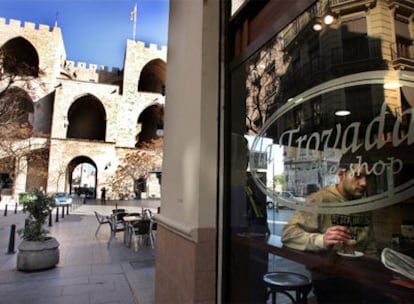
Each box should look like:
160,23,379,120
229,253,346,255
0,17,166,201
158,0,414,303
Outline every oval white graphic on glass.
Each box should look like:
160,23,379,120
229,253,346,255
249,70,414,214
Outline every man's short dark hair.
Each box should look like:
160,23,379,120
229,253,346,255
339,152,372,172
339,152,357,170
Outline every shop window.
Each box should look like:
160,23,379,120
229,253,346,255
226,2,414,303
342,36,369,62
394,18,411,40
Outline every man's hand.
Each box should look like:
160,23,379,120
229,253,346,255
323,225,350,248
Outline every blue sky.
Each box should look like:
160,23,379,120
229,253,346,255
0,0,169,69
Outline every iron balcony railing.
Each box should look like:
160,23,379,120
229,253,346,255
330,0,361,5
331,39,382,65
391,42,414,61
329,0,375,7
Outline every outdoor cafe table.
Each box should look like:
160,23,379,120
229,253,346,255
231,233,414,303
123,215,142,247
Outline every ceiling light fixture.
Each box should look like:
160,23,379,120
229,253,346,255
323,14,334,25
335,110,351,116
312,22,323,31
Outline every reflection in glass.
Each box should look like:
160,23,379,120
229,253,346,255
249,71,414,214
227,1,414,302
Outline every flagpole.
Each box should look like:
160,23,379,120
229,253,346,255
54,12,59,27
132,3,137,41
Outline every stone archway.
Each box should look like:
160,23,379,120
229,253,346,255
138,59,166,94
1,36,39,77
66,95,107,141
136,104,164,147
67,156,97,198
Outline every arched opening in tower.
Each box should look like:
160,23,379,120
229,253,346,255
1,37,39,77
138,59,166,94
68,156,97,198
0,87,34,139
66,95,107,141
136,104,164,147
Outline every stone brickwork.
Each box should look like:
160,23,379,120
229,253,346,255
0,17,167,200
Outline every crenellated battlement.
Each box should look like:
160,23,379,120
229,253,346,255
62,60,122,84
0,17,61,35
127,39,167,59
64,60,121,74
0,15,167,87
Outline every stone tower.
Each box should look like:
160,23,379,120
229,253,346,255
0,17,167,201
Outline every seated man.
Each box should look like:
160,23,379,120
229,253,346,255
281,156,384,303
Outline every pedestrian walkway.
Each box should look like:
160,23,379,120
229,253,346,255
0,199,160,304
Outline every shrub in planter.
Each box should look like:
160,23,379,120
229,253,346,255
17,188,60,271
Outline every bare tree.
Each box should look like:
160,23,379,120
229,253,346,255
111,138,163,199
0,50,49,199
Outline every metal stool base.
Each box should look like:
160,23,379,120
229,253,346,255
263,272,312,304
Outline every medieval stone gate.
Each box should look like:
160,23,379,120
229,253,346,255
0,17,166,201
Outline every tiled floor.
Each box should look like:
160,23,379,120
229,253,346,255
0,199,160,304
266,208,317,304
266,254,317,304
0,200,317,304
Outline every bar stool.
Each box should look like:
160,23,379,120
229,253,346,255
263,272,312,304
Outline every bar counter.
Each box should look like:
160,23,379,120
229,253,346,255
232,233,414,303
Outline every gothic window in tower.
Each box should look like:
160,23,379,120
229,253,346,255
1,37,39,77
66,95,106,141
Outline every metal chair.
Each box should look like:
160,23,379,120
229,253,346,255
107,215,126,248
263,272,312,304
131,219,151,251
112,208,126,214
124,213,142,247
149,218,157,249
94,211,110,237
114,212,128,223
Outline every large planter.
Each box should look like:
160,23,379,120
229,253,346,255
17,237,60,271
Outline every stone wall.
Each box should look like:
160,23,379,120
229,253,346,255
0,17,167,199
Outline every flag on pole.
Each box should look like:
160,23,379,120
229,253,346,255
130,4,137,21
130,3,137,41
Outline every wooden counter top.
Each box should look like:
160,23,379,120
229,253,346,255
232,233,414,303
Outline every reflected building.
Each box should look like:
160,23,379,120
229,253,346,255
243,0,414,197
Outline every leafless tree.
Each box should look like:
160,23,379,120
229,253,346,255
111,138,163,199
0,50,49,198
